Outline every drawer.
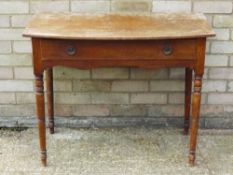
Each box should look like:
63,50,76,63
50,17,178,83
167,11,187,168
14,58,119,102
41,39,197,61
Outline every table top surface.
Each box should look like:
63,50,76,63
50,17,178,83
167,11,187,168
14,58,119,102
23,12,215,40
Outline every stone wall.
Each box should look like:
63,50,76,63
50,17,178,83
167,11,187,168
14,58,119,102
0,0,233,128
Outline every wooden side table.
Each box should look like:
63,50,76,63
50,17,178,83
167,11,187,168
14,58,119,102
23,12,215,166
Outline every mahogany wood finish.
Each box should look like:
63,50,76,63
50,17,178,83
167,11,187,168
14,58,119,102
32,38,47,166
45,69,54,134
35,75,47,166
23,13,215,40
41,39,197,61
24,13,215,166
189,38,206,166
184,68,193,135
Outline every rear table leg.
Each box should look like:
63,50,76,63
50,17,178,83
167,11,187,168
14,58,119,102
184,68,193,135
45,68,54,134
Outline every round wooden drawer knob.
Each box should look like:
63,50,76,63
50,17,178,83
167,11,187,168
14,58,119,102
163,44,173,56
66,46,76,56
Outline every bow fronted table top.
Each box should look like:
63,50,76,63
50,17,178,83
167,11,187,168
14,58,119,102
23,12,215,40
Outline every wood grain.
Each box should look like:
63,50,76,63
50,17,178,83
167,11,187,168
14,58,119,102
35,75,47,166
45,68,54,134
189,38,206,166
41,39,197,61
25,13,214,166
23,13,215,40
184,68,193,135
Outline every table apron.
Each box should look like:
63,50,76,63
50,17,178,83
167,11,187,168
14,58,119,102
41,59,195,70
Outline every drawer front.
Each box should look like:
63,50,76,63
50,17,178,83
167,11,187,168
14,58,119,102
41,39,197,61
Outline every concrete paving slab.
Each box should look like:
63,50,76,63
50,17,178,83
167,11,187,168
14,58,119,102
0,128,233,175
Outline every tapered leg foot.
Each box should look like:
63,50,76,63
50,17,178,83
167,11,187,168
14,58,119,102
46,69,54,134
189,151,195,166
41,150,47,166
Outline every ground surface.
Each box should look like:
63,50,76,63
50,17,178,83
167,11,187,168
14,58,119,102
0,127,232,175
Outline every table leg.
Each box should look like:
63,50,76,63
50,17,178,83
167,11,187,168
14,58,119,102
45,68,54,134
35,74,47,166
189,74,202,166
184,68,193,135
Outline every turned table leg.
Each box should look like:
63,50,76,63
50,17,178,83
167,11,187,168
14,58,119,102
184,68,193,135
35,74,47,166
45,68,54,134
189,74,202,166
